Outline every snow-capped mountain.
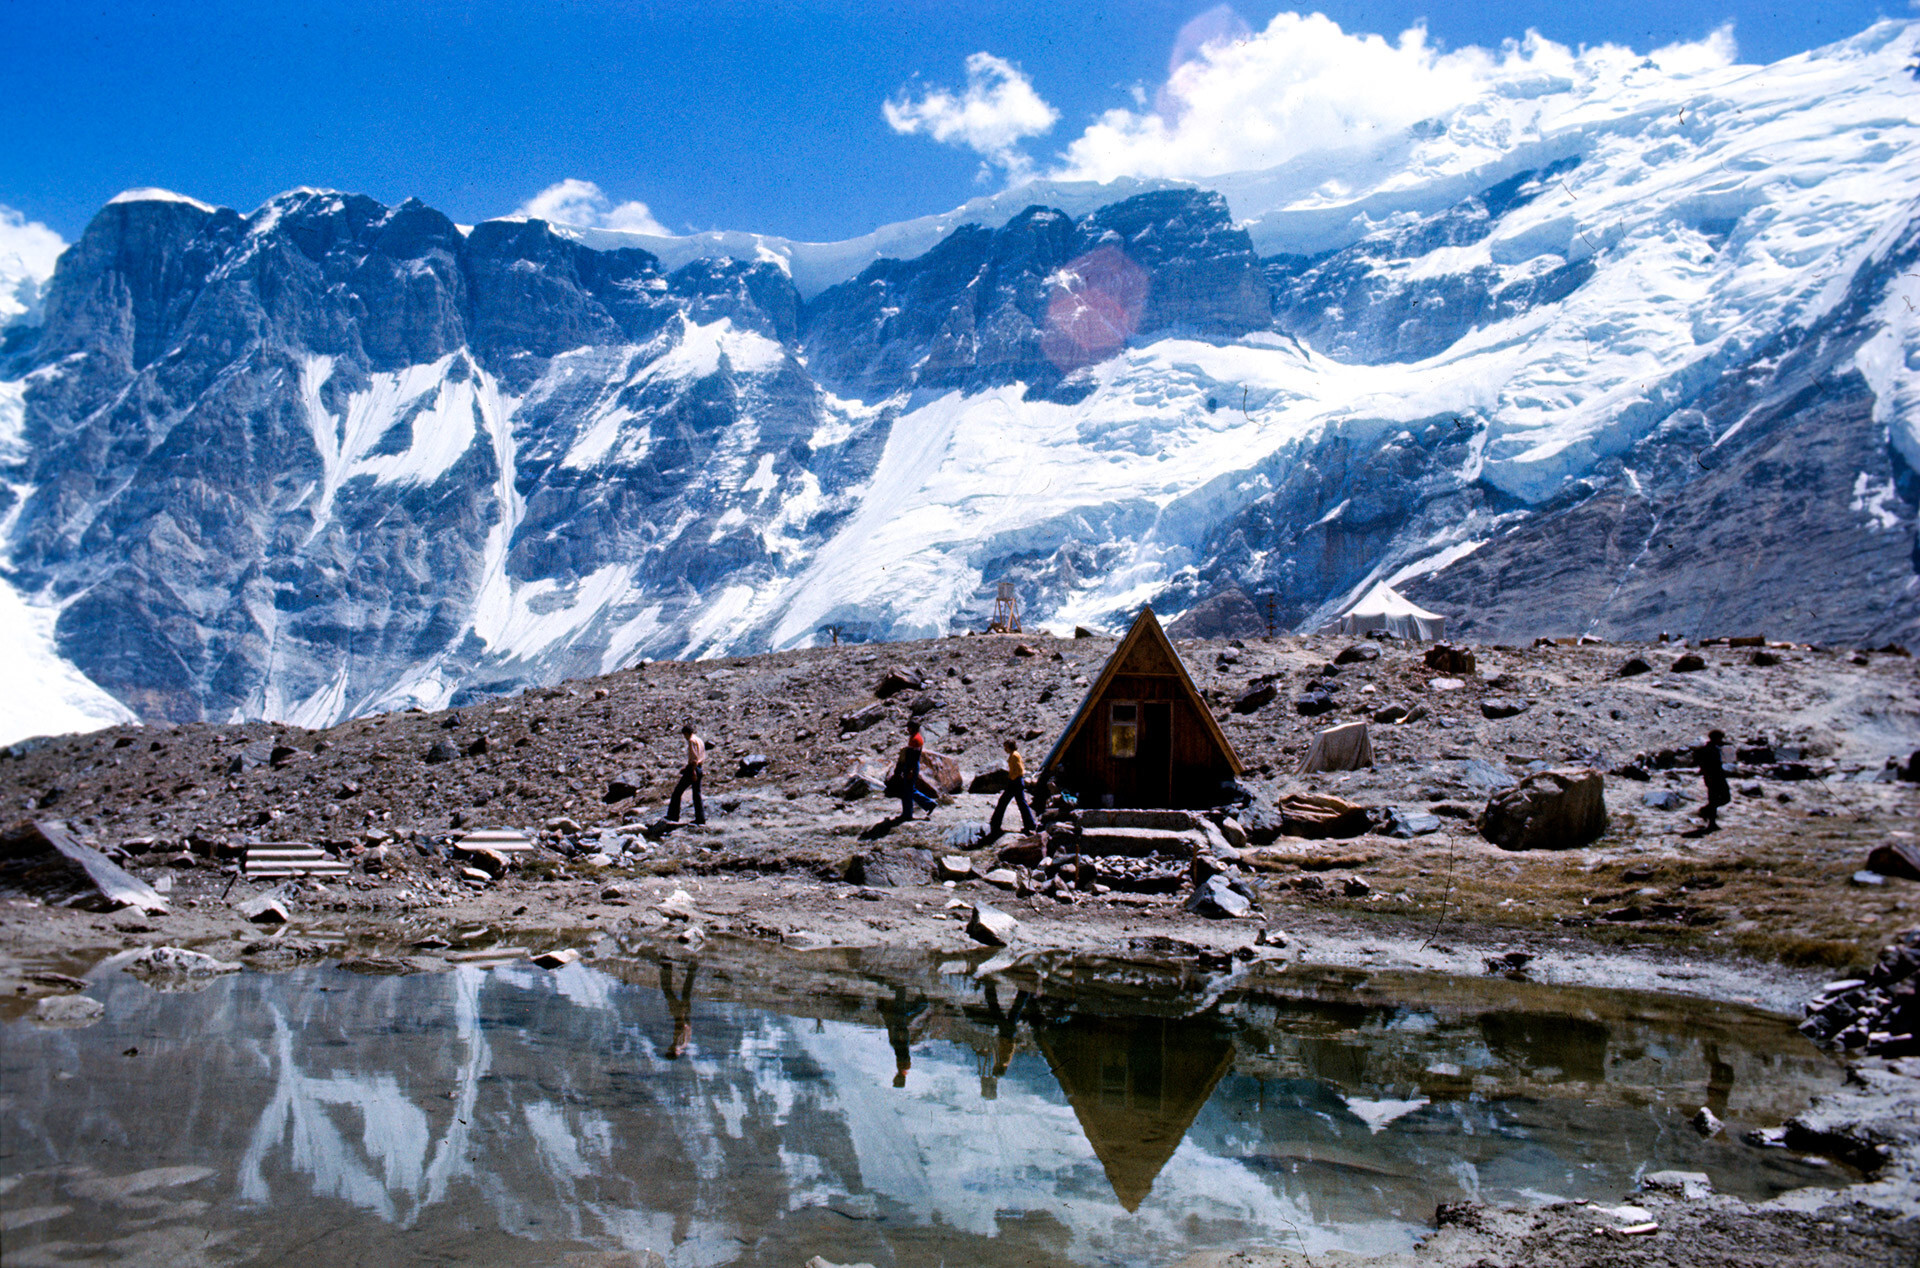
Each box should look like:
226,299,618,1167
4,21,1918,738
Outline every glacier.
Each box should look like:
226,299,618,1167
2,20,1918,741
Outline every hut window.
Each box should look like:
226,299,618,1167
1109,702,1138,759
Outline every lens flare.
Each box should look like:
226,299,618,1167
1041,246,1150,372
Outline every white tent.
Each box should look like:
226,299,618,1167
1326,581,1447,641
1300,721,1374,774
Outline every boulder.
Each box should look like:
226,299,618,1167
1480,698,1527,720
1333,644,1380,665
1384,808,1443,838
918,751,965,795
455,843,510,878
1232,683,1278,714
845,847,934,887
839,702,888,733
873,666,926,698
237,894,290,924
736,753,770,777
1867,840,1920,882
1617,656,1652,678
1216,816,1249,849
941,821,988,850
1750,649,1782,667
530,948,580,969
1478,768,1608,850
982,868,1020,890
967,902,1019,946
835,761,890,800
603,772,644,803
1278,792,1371,839
1294,691,1338,717
1671,652,1708,673
968,769,1015,795
1642,788,1689,811
1073,626,1096,639
937,854,976,881
1423,644,1476,674
125,946,242,981
1372,703,1410,724
997,836,1045,866
1186,874,1255,919
424,740,458,764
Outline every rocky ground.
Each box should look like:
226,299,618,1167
3,629,1918,1264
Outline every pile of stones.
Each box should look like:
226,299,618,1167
1799,928,1920,1057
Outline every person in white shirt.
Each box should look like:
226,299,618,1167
666,723,706,825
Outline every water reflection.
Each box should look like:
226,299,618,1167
0,946,1849,1267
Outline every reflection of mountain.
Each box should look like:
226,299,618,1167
1034,1013,1235,1211
0,952,1848,1266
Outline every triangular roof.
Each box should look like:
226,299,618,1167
1340,580,1443,622
1040,606,1244,781
1036,1015,1237,1211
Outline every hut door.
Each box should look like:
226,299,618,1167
1139,701,1172,805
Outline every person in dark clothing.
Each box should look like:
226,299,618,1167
988,737,1036,834
895,722,937,821
978,982,1031,1100
1698,728,1731,832
878,984,929,1088
666,723,705,825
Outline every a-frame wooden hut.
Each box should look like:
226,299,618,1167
1038,607,1244,809
1034,1013,1237,1212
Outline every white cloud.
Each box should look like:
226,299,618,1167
1051,10,1740,185
0,205,66,328
885,52,1059,177
516,179,671,237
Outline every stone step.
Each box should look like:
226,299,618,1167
245,844,349,877
1078,809,1199,832
1074,826,1205,857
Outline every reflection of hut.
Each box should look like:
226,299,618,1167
1035,1014,1236,1212
1039,607,1244,809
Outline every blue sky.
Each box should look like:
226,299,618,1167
0,0,1905,244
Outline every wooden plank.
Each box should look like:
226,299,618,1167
26,820,170,914
458,829,534,854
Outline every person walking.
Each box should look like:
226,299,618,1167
988,737,1036,834
666,722,706,825
895,721,937,821
1698,728,1730,832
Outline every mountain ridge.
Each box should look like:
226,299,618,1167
3,20,1919,743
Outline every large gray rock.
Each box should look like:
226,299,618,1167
966,901,1019,946
845,847,933,887
1478,768,1608,850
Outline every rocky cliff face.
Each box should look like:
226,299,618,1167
5,29,1920,741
